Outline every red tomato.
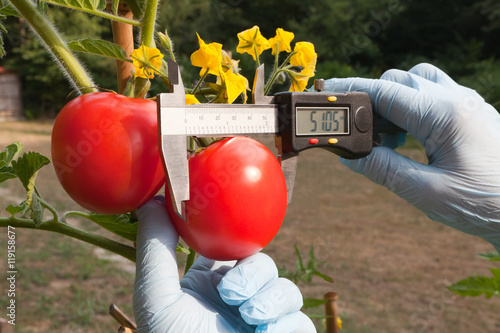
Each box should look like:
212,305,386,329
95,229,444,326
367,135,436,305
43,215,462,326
165,137,287,260
51,92,165,214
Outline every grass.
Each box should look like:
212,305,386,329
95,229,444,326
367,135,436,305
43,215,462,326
0,121,135,332
1,121,500,332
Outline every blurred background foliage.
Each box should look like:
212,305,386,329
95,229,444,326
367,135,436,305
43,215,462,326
1,0,499,117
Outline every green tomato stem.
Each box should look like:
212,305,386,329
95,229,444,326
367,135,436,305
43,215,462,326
10,0,97,94
140,0,159,48
0,216,137,262
133,0,160,97
264,52,296,95
274,42,280,71
39,196,59,224
191,68,209,96
254,45,261,67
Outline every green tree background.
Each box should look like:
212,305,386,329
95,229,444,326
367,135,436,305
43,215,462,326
1,0,499,117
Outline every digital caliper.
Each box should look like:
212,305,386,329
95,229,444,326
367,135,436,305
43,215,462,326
158,60,403,220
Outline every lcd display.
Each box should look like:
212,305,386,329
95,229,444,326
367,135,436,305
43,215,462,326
296,107,349,135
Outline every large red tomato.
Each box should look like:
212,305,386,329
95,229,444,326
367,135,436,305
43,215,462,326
51,92,165,214
165,137,287,260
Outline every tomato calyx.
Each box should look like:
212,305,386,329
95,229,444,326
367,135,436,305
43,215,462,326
189,137,229,154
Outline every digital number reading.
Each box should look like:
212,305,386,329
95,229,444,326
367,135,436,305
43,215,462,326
296,107,349,135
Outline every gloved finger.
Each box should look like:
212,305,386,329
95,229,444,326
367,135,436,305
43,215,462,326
340,146,447,212
133,197,183,317
409,63,487,104
324,77,420,129
324,76,439,143
380,68,417,87
187,255,236,277
218,253,278,306
408,63,459,87
180,256,236,302
379,64,458,90
380,67,454,94
255,311,316,333
239,278,303,325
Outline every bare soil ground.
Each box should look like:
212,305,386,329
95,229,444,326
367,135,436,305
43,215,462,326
1,121,500,332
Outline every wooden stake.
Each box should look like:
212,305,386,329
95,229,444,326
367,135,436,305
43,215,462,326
106,1,135,94
109,303,137,330
324,292,339,333
0,318,14,333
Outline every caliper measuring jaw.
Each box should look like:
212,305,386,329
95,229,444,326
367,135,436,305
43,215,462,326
252,63,298,207
158,60,299,221
158,61,189,220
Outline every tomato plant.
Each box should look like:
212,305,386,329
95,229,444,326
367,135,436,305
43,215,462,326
51,92,165,214
165,137,287,260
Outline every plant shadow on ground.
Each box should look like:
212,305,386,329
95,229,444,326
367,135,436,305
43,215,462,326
1,121,500,332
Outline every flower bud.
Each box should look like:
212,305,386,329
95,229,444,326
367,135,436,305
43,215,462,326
277,71,286,84
158,30,175,60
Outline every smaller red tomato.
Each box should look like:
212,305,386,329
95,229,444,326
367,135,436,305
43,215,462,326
165,137,288,260
51,92,165,214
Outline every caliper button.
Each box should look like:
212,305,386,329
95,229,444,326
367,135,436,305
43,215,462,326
309,138,319,144
328,138,338,144
354,106,371,133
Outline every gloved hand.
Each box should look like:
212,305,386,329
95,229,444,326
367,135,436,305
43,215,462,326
324,63,500,251
133,197,316,333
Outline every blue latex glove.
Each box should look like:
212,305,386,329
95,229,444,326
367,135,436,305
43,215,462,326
324,63,500,251
133,197,316,333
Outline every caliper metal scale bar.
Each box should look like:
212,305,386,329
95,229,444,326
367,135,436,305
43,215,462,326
158,60,402,220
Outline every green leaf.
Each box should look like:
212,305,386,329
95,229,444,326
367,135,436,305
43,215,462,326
2,150,48,224
448,273,500,299
307,314,330,319
0,30,5,58
478,252,500,261
0,142,24,167
11,152,50,191
68,38,132,62
41,0,141,25
0,4,21,17
176,243,191,255
6,201,28,216
111,0,119,14
490,268,500,280
85,213,138,242
120,0,144,19
36,0,48,14
43,0,101,11
314,271,334,283
0,166,17,183
295,244,305,271
302,297,328,309
9,152,49,223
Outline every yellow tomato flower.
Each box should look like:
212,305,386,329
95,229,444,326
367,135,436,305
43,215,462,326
268,28,294,55
338,316,342,330
221,50,240,74
190,33,223,76
131,45,164,79
222,66,248,104
185,94,200,105
236,26,270,61
290,41,317,69
289,66,314,92
219,51,249,103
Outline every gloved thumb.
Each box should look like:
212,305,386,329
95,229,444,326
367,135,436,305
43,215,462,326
133,197,183,320
340,147,445,212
